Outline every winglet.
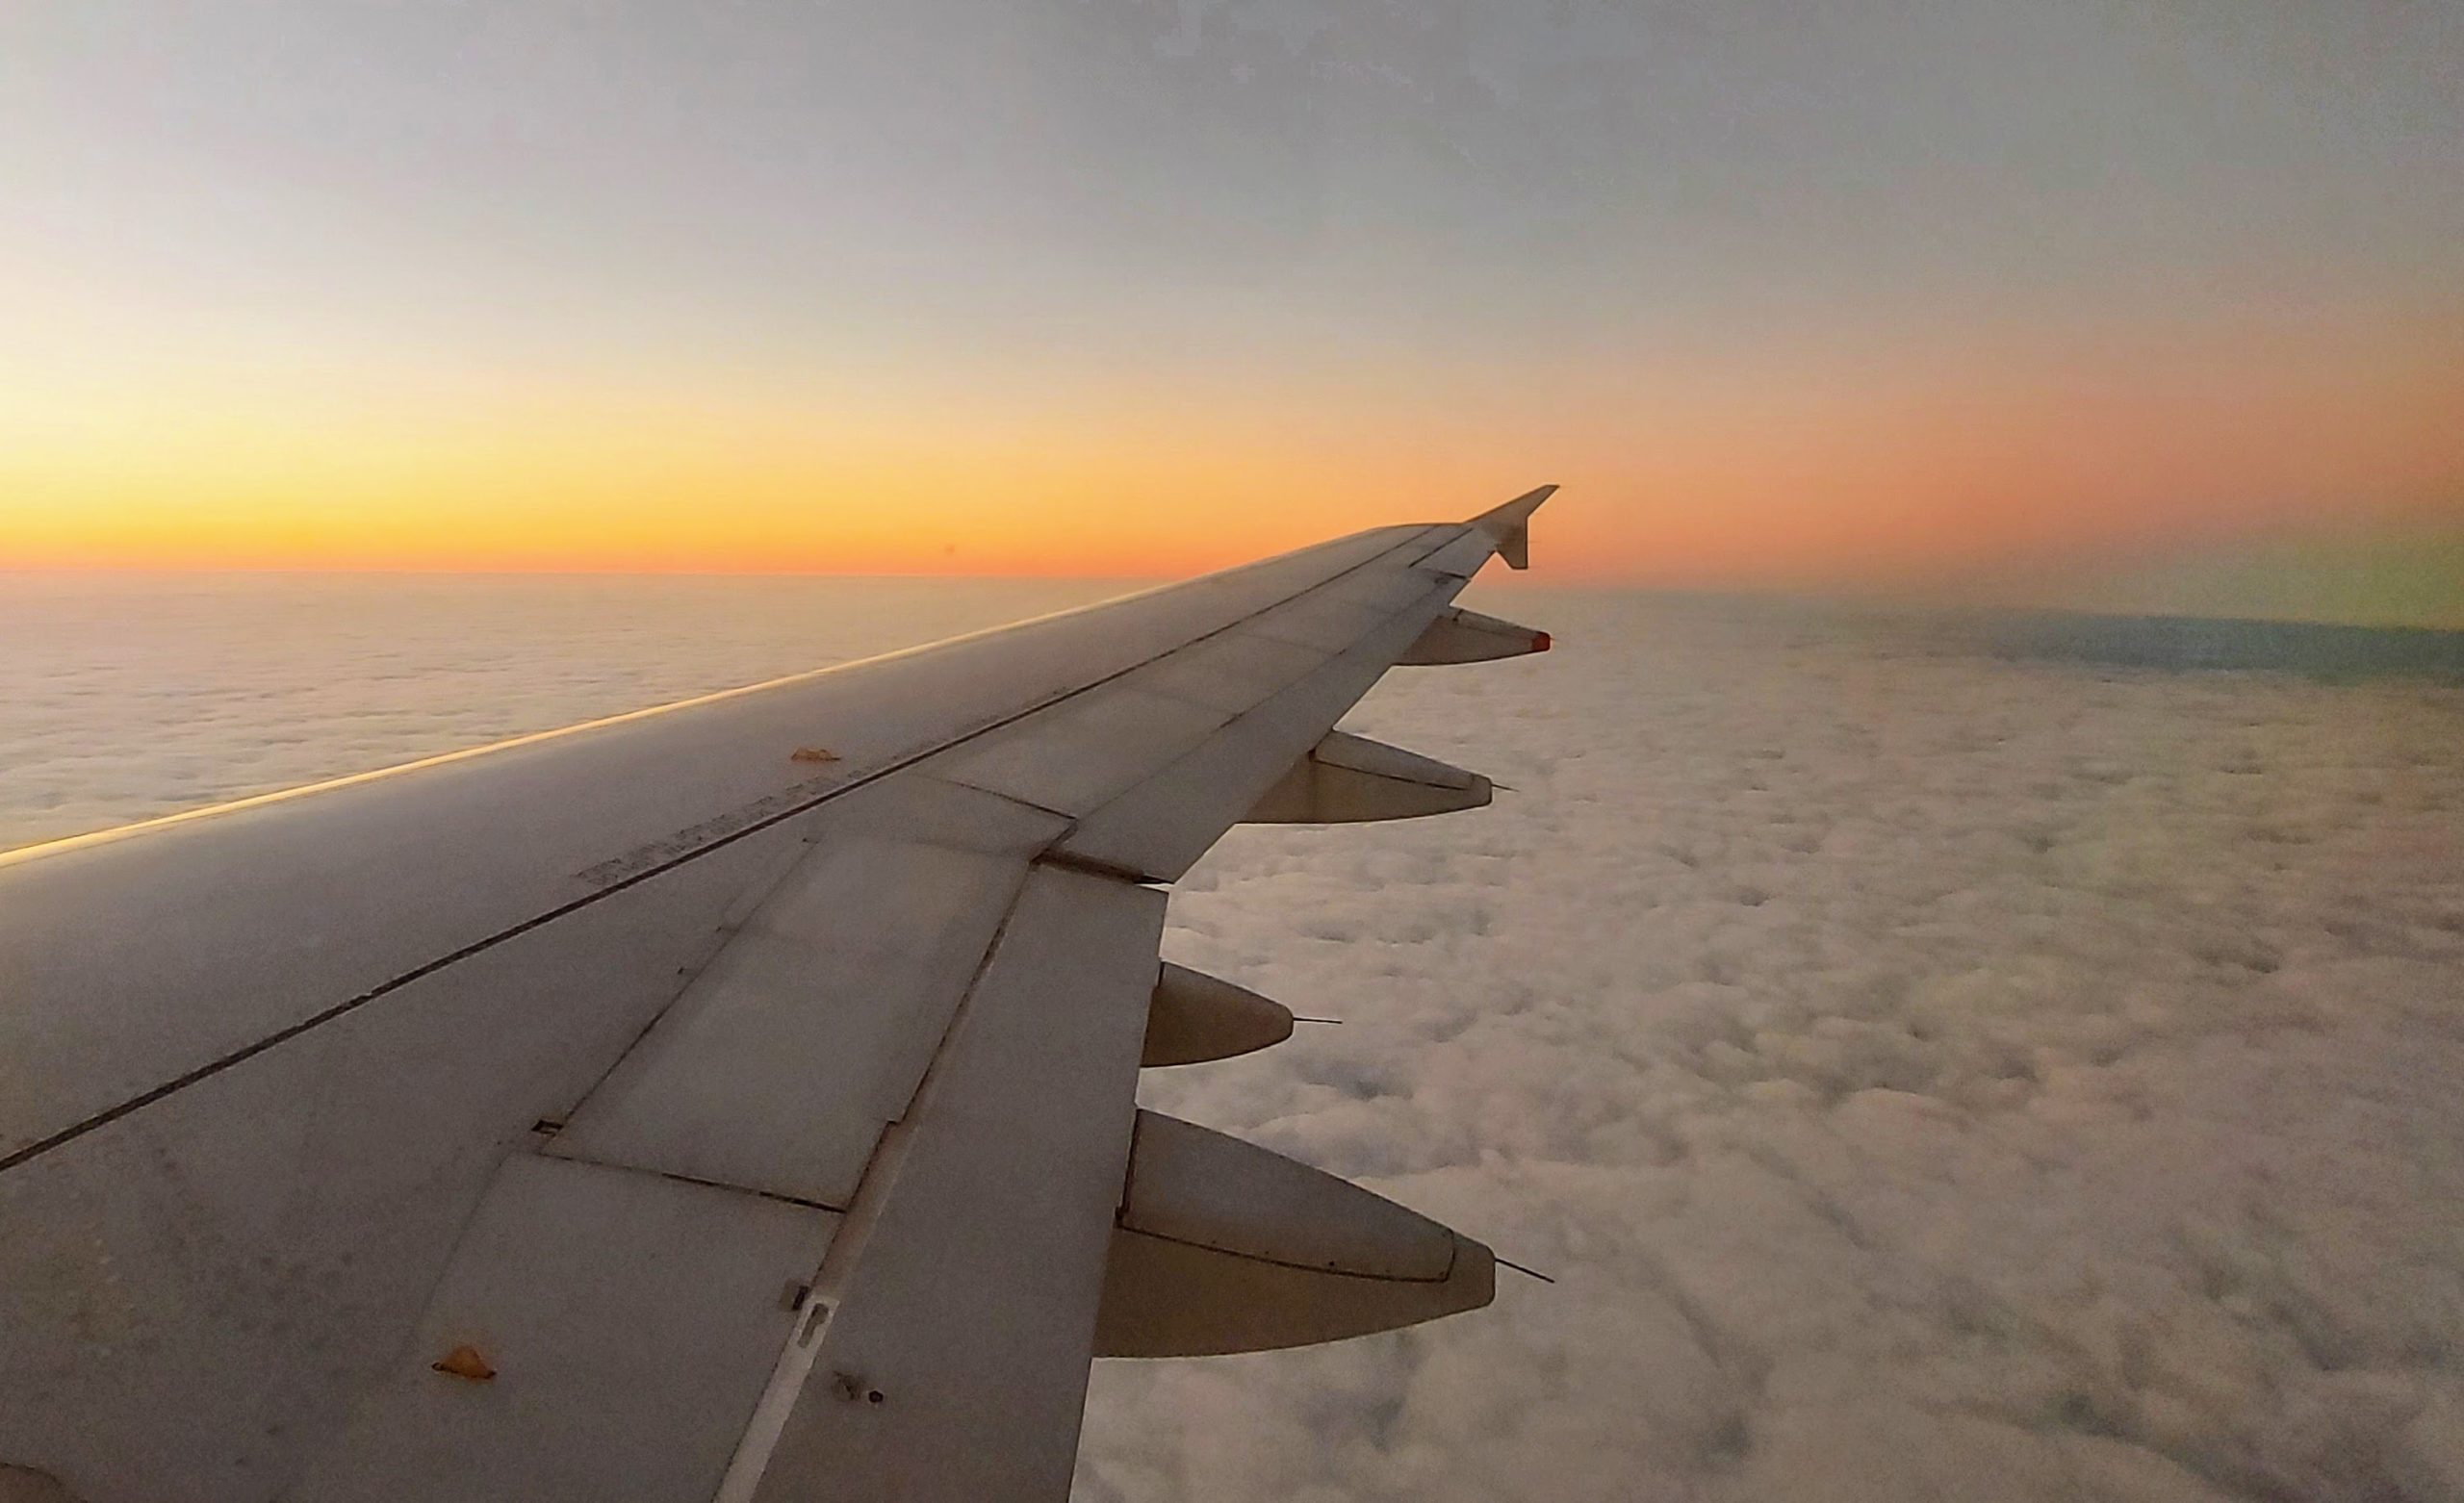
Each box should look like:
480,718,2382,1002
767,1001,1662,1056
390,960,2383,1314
1471,484,1554,571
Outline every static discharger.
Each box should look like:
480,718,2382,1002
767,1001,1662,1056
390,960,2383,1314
430,1344,496,1383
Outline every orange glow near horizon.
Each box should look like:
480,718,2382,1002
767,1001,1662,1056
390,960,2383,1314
5,302,2459,586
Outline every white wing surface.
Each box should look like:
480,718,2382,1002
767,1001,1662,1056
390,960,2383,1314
0,487,1555,1503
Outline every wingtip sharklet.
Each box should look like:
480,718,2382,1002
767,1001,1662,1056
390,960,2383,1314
1470,483,1556,535
1471,483,1553,571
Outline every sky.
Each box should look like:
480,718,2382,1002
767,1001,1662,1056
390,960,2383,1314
2,1,2461,595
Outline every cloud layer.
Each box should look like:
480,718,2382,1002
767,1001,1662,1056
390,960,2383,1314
5,576,2460,1501
1080,592,2464,1503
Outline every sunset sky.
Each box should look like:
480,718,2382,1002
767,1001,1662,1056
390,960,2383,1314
3,2,2459,596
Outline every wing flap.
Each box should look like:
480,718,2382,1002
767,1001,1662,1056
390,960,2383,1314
732,866,1165,1503
290,1156,839,1503
549,783,1059,1208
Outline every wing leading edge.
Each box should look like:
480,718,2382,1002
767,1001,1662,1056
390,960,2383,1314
0,487,1556,1503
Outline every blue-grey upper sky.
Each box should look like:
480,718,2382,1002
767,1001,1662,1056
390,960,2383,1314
11,1,2459,354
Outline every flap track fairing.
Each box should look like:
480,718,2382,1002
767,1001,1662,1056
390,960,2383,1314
1092,1111,1495,1357
1142,963,1295,1067
1242,731,1491,825
1397,606,1553,666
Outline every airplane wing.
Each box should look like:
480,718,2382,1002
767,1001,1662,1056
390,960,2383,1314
0,486,1556,1503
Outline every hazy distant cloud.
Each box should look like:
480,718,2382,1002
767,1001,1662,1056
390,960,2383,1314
1965,526,2464,632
